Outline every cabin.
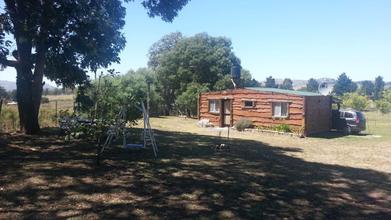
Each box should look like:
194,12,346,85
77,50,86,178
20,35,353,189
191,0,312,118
198,87,333,136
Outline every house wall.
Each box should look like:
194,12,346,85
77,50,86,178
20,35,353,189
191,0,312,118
304,96,332,135
199,89,306,129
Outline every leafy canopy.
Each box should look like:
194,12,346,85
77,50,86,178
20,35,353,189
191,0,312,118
306,78,319,92
265,76,277,88
153,32,241,113
279,78,293,90
333,73,357,96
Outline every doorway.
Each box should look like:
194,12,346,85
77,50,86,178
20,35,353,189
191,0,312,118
220,99,232,127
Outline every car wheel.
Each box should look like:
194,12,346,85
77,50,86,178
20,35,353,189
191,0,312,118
344,126,352,135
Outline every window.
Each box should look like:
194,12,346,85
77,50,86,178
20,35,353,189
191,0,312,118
344,112,354,119
209,100,220,113
272,102,289,118
243,100,255,108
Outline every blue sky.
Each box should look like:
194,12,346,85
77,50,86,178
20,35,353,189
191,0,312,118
1,0,390,84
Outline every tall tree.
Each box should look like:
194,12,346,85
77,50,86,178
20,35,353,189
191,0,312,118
374,76,385,100
333,73,357,96
155,33,240,114
358,80,375,98
264,76,277,88
241,69,260,87
148,32,183,69
279,78,293,90
0,0,189,134
306,78,319,92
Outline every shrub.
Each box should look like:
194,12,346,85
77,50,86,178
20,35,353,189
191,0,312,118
274,124,291,132
341,93,370,111
376,100,391,114
235,118,253,131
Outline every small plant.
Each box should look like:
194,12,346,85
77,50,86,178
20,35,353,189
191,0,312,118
235,118,253,131
274,124,291,133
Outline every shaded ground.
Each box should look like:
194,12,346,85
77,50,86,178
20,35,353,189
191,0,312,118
1,127,391,219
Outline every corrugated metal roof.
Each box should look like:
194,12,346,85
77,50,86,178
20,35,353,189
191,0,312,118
245,87,324,96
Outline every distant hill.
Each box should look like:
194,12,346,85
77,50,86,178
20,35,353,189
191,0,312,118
0,80,57,91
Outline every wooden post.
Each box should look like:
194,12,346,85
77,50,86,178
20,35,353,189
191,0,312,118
55,100,58,121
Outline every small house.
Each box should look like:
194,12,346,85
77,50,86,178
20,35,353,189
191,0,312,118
198,87,332,136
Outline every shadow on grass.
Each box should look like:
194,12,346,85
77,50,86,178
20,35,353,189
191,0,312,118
0,128,390,219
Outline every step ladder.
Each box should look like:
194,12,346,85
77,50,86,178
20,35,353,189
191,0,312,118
141,102,158,157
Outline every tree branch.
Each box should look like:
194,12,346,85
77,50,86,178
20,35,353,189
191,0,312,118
0,58,18,67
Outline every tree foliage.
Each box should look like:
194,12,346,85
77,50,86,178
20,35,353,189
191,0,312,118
341,93,370,111
0,0,190,134
264,76,277,88
175,83,208,117
374,76,385,100
279,78,293,90
376,89,391,114
148,32,183,69
306,78,319,92
153,33,241,114
358,80,374,98
333,73,357,96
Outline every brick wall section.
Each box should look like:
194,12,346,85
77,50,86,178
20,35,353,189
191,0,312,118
199,89,305,129
304,96,332,135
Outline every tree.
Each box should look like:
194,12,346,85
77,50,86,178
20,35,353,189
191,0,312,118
0,0,189,134
148,32,183,69
264,76,277,88
358,80,374,98
333,73,357,96
374,76,385,100
376,100,391,114
155,33,240,114
306,78,319,92
241,69,260,87
0,85,8,100
213,69,259,90
341,93,370,111
122,68,164,116
279,78,293,90
175,83,208,117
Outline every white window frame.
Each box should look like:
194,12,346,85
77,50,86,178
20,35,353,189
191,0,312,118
272,102,289,118
209,99,221,113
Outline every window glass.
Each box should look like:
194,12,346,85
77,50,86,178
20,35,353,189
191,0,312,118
209,100,220,113
273,102,289,117
344,112,354,118
244,100,255,107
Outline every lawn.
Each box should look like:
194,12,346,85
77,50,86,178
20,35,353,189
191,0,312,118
0,112,390,219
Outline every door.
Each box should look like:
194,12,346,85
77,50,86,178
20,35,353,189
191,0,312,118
221,99,232,127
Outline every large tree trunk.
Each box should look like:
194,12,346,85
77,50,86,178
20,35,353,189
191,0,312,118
16,67,40,134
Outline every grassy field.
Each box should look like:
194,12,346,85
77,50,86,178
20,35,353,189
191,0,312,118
148,112,391,173
0,95,74,131
0,111,390,219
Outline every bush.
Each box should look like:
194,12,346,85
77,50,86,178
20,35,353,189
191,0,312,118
376,100,391,114
235,118,253,131
341,93,370,111
274,124,291,132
